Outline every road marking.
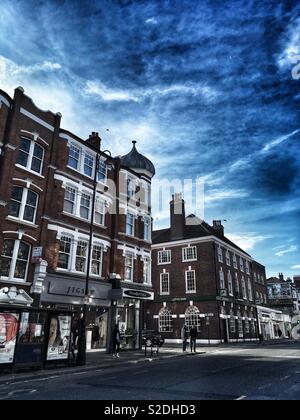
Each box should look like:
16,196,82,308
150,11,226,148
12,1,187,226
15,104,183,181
133,370,148,376
235,395,247,400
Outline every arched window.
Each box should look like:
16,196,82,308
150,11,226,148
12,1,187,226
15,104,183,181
158,307,173,332
185,306,201,332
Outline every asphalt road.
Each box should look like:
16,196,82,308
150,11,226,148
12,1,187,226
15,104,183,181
0,342,299,401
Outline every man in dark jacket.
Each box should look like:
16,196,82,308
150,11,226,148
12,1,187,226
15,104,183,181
112,324,121,358
190,326,197,353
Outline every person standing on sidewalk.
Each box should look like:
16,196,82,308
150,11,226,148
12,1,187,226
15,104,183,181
112,324,121,358
181,324,189,352
190,325,197,353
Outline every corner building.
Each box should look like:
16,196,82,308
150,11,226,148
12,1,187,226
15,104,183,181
146,194,265,344
0,87,155,352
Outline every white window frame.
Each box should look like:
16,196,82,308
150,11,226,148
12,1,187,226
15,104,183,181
91,244,103,276
126,213,135,237
9,186,39,224
16,137,44,175
160,273,170,295
241,276,247,300
233,254,238,269
97,159,107,184
247,278,253,301
0,239,31,283
124,252,134,282
143,256,151,285
143,217,151,242
182,246,197,262
228,271,233,296
58,236,72,270
158,307,173,333
246,261,250,275
68,143,80,171
75,240,88,273
226,250,231,266
84,152,94,177
218,246,223,263
80,193,92,220
185,305,201,332
94,198,106,226
219,268,225,290
235,272,240,294
185,270,196,294
158,250,171,265
63,186,77,215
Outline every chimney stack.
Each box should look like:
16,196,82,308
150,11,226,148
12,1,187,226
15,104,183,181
279,273,284,282
86,132,101,150
212,220,224,236
170,193,185,240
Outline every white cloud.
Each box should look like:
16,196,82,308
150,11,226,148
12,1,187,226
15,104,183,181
0,55,61,78
278,18,300,68
145,17,158,25
261,129,300,153
291,265,300,269
205,189,248,203
84,80,219,103
226,233,270,251
275,245,297,257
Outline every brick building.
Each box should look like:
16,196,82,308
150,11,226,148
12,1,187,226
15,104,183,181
146,194,264,344
0,86,155,352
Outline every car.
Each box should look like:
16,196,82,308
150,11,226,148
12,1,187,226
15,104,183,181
141,330,164,347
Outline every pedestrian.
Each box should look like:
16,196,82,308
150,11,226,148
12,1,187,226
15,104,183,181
259,333,263,344
181,324,189,352
112,324,121,358
190,325,197,353
278,329,283,338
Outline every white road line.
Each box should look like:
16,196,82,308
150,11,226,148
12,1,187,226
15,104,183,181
235,395,247,400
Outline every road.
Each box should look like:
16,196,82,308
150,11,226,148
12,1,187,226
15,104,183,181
0,342,299,400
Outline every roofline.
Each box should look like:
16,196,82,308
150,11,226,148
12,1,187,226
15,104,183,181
0,89,13,106
151,235,252,260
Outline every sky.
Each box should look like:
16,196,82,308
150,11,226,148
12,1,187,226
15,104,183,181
0,0,300,278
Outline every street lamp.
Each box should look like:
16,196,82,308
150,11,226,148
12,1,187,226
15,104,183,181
76,147,112,366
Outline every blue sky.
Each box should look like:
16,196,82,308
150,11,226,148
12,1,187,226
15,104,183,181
0,0,300,278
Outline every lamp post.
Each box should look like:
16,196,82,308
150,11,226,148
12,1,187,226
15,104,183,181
76,148,112,366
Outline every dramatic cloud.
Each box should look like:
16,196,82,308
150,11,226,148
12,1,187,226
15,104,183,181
275,246,298,257
0,0,300,278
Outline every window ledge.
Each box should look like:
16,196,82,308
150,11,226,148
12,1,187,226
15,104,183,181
186,291,197,294
55,268,104,279
157,262,171,266
182,259,197,263
15,164,45,178
6,216,38,228
0,278,32,286
62,211,106,228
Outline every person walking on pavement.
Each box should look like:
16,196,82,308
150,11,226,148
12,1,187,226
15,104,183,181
181,324,189,352
190,325,197,353
112,324,121,358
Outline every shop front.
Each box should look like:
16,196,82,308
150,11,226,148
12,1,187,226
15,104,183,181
112,288,154,350
41,274,112,352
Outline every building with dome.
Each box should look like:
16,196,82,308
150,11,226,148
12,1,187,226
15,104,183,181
0,86,155,355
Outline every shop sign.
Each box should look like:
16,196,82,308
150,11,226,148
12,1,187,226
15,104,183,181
123,289,154,300
31,247,43,264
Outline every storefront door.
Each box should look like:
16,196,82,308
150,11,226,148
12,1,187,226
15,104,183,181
116,299,140,349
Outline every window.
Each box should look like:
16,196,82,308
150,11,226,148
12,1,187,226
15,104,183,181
185,306,201,332
241,276,247,299
95,199,105,226
230,311,236,333
58,236,72,269
250,318,256,335
233,254,238,269
226,250,231,266
9,187,38,223
228,271,233,295
219,268,225,290
97,160,107,183
240,258,244,272
261,275,265,285
80,193,91,220
260,293,264,304
144,217,151,241
247,278,253,301
235,272,240,295
244,313,250,334
158,250,171,264
186,270,196,293
218,246,223,263
126,213,135,236
84,153,94,177
64,186,76,214
256,291,260,303
254,272,257,283
183,246,197,262
0,239,30,281
246,261,250,275
68,144,80,170
75,240,88,272
160,273,170,295
91,245,102,276
143,257,151,285
17,138,44,174
124,252,134,281
127,177,136,198
159,307,173,332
